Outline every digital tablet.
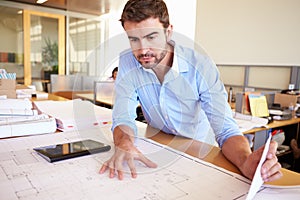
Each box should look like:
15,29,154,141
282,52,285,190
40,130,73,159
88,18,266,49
34,139,111,162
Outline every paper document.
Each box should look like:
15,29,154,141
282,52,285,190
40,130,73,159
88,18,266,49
233,111,269,132
0,114,57,138
246,134,272,200
0,113,49,125
1,128,298,200
0,98,56,138
248,94,269,117
33,99,112,131
0,98,32,110
0,108,38,116
17,92,49,99
0,129,252,200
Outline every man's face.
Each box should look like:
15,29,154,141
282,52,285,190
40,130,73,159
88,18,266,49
124,17,172,69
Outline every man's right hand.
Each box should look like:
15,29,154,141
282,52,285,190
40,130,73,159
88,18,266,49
99,125,157,180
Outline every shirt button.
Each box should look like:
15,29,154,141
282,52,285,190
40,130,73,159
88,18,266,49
165,115,168,120
172,129,176,133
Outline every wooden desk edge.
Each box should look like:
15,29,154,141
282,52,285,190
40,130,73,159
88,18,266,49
29,93,69,101
243,117,300,134
145,126,300,187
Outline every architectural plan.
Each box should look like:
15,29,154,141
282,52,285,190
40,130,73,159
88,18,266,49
0,128,299,200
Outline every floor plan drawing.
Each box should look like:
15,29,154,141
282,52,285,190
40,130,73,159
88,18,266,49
1,128,291,200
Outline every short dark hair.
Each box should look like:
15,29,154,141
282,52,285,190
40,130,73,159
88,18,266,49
111,67,118,76
120,0,170,28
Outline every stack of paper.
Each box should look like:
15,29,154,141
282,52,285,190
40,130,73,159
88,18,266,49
0,108,38,116
33,99,112,132
16,85,49,99
233,111,269,132
0,98,57,138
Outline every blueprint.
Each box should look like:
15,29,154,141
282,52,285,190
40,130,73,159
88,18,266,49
0,128,299,200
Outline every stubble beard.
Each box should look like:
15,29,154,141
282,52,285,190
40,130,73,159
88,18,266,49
138,48,168,70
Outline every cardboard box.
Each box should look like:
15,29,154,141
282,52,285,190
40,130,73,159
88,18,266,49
0,79,16,89
0,79,16,98
0,90,16,98
274,93,300,108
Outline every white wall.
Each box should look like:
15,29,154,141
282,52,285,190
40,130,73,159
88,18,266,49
106,0,197,43
165,0,197,43
195,0,300,66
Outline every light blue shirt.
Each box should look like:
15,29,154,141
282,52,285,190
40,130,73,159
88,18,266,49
112,43,242,147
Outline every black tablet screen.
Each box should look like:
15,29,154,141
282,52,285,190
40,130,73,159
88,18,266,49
34,139,111,162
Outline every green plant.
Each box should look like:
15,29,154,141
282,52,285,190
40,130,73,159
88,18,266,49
42,37,58,72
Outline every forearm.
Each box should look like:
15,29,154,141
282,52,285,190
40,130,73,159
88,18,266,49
221,135,252,173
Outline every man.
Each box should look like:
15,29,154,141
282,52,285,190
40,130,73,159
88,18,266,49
99,0,282,182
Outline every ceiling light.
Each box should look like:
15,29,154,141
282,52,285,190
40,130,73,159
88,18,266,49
36,0,48,4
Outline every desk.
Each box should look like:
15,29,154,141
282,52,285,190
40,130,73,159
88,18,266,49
52,91,113,108
243,117,300,135
243,117,300,151
34,93,300,172
1,98,300,199
50,91,92,100
242,117,300,172
31,93,69,101
1,126,299,200
145,126,300,187
74,92,113,108
73,92,93,100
